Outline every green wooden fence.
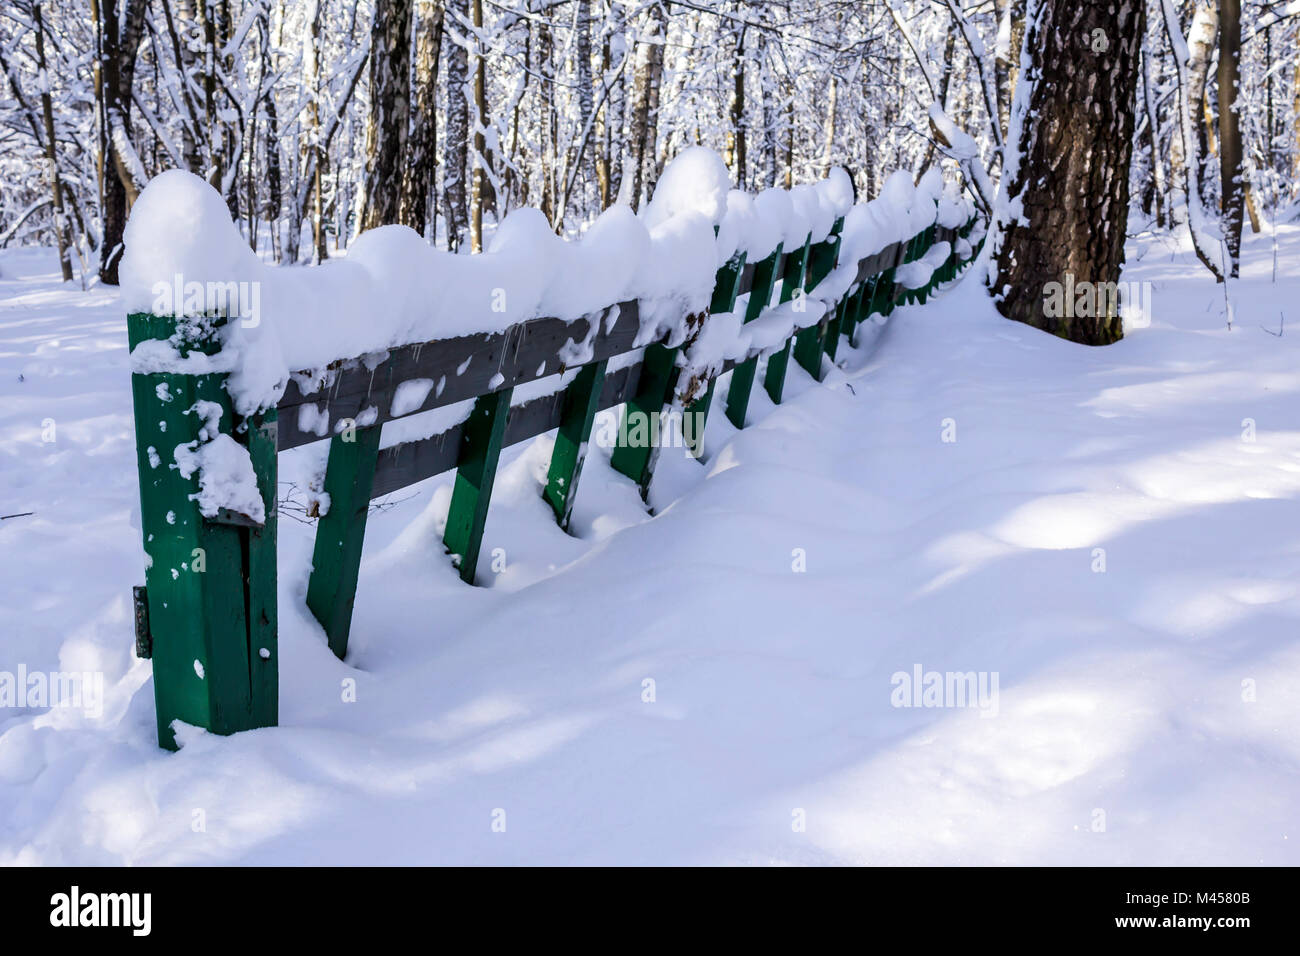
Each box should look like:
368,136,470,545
128,211,984,749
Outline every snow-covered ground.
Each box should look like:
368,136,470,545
1,225,1297,865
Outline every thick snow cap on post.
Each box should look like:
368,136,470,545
817,167,856,222
751,188,794,255
642,146,732,231
119,170,261,316
120,153,973,419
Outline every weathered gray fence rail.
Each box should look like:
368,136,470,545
128,207,983,750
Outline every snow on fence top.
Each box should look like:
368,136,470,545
120,147,975,416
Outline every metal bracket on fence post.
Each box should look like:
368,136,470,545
128,312,278,750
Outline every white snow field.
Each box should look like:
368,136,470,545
1,224,1298,866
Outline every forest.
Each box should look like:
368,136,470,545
2,1,1295,324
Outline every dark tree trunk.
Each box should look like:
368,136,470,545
401,0,444,234
362,0,414,231
97,0,147,285
625,3,666,211
725,21,746,187
469,0,494,248
443,0,469,250
992,0,1143,346
1217,0,1243,276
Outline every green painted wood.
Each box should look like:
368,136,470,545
543,358,608,530
904,230,923,263
244,407,279,724
763,234,812,404
682,378,716,460
682,252,747,458
823,295,850,363
791,217,844,381
610,342,678,496
611,252,745,491
305,422,384,659
724,244,783,429
128,312,274,750
849,279,873,335
846,282,870,338
792,320,827,379
871,269,897,318
762,342,793,406
444,387,514,583
805,221,843,289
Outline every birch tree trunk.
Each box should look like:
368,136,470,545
995,0,1025,142
992,0,1144,345
443,0,470,249
1170,2,1218,182
595,23,614,207
820,75,838,177
97,0,146,284
1159,0,1225,279
625,3,666,210
758,30,777,189
402,0,444,234
574,0,595,204
469,0,494,250
362,0,414,232
725,21,747,187
1216,0,1243,275
1141,39,1166,227
32,2,73,281
606,10,626,206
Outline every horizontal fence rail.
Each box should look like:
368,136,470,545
128,181,985,749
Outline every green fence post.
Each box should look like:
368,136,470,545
822,295,850,363
305,418,385,660
872,268,897,317
762,233,811,404
724,243,783,429
845,282,870,339
682,251,746,458
128,312,277,751
793,218,843,381
610,341,678,498
245,407,279,725
444,387,514,584
543,358,608,530
612,251,744,493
